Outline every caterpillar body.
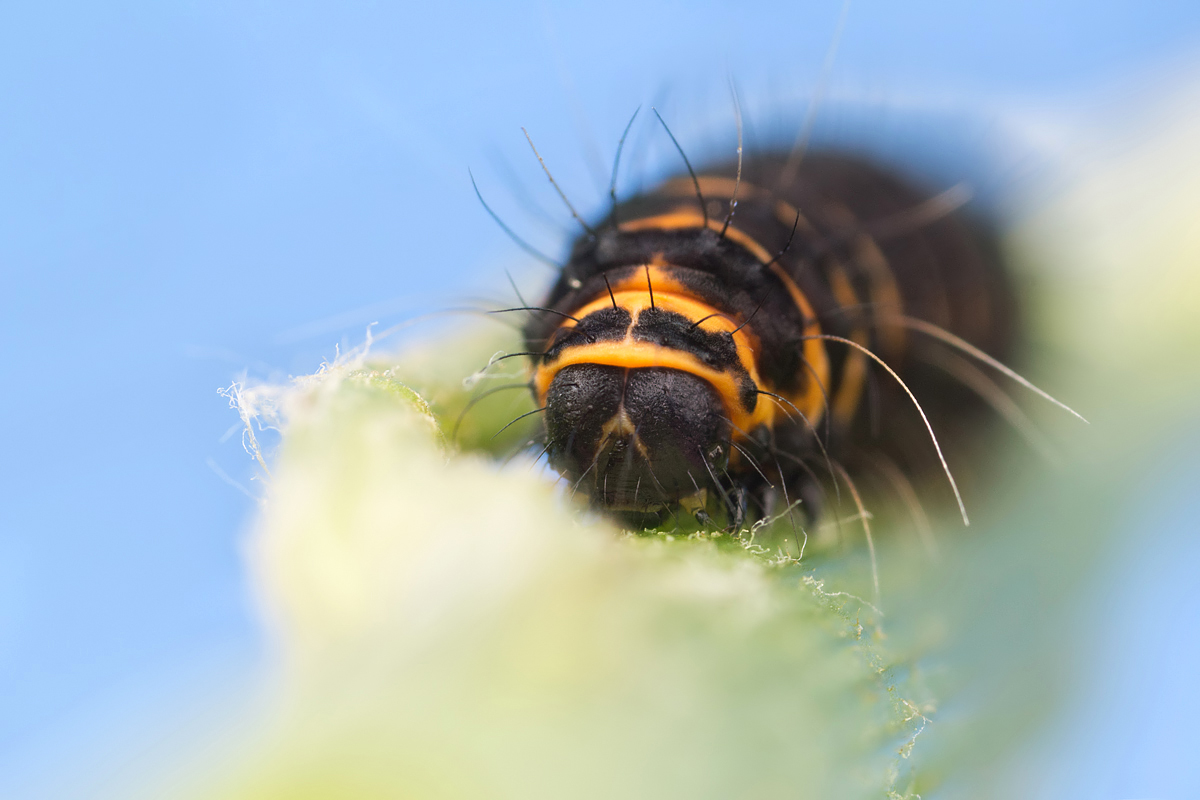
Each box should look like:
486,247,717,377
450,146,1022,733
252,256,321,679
520,150,1018,528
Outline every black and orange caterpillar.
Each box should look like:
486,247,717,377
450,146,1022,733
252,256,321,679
516,144,1029,529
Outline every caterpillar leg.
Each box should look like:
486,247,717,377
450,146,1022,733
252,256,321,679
728,483,750,531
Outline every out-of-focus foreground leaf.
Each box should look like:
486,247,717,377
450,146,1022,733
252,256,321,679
209,359,927,799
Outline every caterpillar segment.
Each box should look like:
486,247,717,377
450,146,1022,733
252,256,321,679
523,153,1016,527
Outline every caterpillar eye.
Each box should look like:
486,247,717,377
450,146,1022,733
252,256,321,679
544,365,731,511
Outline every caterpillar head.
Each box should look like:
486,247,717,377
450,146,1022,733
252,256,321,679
526,267,767,518
543,363,732,512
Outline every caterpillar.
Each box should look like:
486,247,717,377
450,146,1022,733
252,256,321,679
497,114,1078,531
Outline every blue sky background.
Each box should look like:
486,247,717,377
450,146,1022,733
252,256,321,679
3,1,1200,797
